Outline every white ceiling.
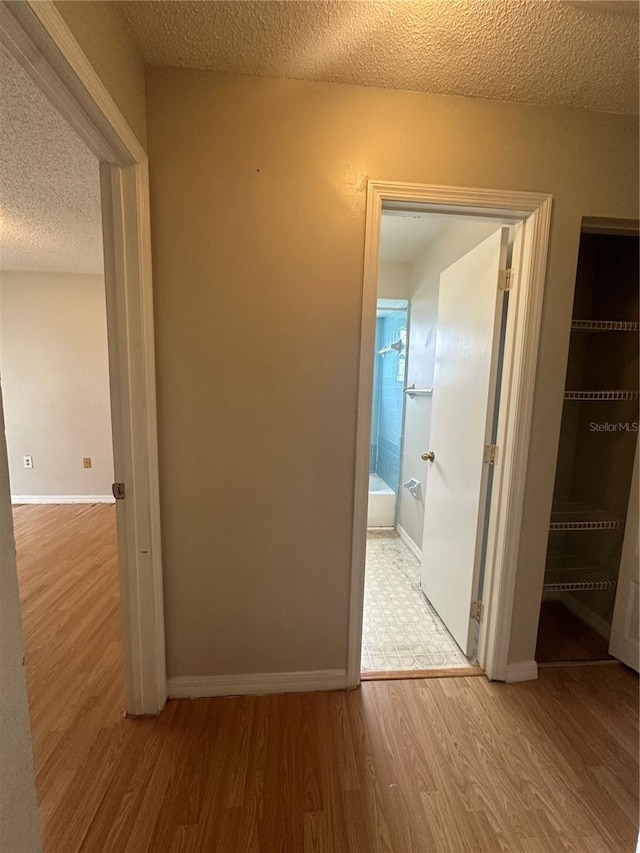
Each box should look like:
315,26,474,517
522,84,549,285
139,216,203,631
380,213,448,262
0,48,103,275
121,0,639,115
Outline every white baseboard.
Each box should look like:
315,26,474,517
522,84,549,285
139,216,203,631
504,660,538,683
168,669,347,699
11,494,115,505
397,524,422,561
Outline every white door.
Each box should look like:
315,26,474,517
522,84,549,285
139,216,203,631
609,444,639,672
420,229,509,655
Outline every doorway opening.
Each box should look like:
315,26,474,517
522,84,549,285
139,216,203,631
348,182,553,687
0,1,166,717
362,209,516,676
0,40,126,748
535,221,639,671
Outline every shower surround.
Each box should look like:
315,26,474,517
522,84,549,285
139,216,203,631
368,302,408,526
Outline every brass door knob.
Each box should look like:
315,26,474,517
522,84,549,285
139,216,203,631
421,451,435,462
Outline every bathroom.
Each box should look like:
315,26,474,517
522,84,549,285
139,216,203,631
362,209,509,675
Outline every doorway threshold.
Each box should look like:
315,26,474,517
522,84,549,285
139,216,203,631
361,666,485,682
537,659,622,669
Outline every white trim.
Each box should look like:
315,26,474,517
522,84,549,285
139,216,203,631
397,524,422,561
504,661,538,683
581,217,639,236
168,670,348,699
478,198,552,682
11,495,115,505
0,2,166,715
348,181,552,689
100,161,166,716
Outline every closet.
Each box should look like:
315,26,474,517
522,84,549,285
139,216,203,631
536,224,639,667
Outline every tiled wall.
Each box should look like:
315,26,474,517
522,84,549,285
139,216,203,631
370,309,407,491
370,318,383,473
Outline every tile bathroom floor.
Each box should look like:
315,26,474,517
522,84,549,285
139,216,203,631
362,529,471,672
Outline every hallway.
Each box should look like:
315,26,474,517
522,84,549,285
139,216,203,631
13,505,640,852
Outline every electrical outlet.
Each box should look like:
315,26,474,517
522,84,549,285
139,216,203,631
83,457,92,469
23,455,33,469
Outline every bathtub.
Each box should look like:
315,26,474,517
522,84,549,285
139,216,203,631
367,474,396,527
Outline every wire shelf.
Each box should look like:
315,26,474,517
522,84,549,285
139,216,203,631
571,319,640,332
543,564,617,592
564,390,639,401
549,504,625,531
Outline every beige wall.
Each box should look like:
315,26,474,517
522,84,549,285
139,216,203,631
55,1,147,149
377,259,411,300
398,220,500,549
145,67,638,677
0,386,42,853
0,272,113,499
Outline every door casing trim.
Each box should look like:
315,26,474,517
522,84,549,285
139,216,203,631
347,181,552,687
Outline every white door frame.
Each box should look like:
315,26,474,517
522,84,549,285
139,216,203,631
0,1,166,715
348,181,552,688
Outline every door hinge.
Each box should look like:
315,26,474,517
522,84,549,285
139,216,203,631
483,444,498,465
112,482,126,500
498,269,512,291
470,601,484,623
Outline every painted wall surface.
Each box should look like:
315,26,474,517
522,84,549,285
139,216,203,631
377,260,411,300
398,220,500,548
145,67,638,676
55,1,148,149
0,386,42,853
0,272,113,499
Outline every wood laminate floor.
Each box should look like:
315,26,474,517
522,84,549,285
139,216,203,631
14,505,640,853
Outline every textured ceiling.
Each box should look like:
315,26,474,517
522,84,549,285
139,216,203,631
121,0,639,115
0,48,103,274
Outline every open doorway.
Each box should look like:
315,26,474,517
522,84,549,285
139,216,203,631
362,210,515,676
348,182,553,687
535,222,639,669
0,43,125,755
0,2,165,718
